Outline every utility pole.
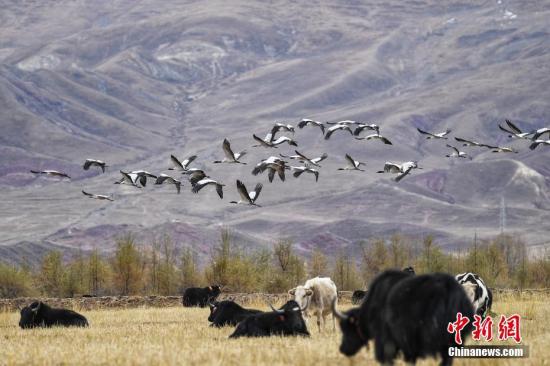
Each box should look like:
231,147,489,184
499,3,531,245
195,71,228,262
473,231,478,273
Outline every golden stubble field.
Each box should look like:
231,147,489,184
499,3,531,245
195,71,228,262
0,293,549,366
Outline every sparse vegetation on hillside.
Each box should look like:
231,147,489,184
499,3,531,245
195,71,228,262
0,229,549,298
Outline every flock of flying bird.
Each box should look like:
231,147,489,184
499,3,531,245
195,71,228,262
29,118,550,206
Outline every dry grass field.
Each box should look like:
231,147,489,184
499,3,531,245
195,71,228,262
0,293,548,366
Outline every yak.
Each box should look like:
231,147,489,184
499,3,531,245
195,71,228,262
182,285,221,307
208,300,262,327
229,300,309,338
456,272,492,317
19,301,88,328
334,270,412,356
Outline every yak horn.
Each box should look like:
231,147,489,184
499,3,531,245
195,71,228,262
268,302,284,314
331,298,348,320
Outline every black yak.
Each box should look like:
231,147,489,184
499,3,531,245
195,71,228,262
19,301,88,328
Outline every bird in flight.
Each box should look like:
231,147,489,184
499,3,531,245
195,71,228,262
214,139,247,164
338,154,366,171
230,180,263,206
82,190,114,201
155,174,182,194
30,170,71,179
417,128,451,139
83,159,108,173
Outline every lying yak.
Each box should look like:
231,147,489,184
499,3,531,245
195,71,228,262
229,300,309,338
182,285,221,307
19,301,88,328
208,300,262,327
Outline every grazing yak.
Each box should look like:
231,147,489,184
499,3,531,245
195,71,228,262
289,276,338,332
19,301,88,328
334,271,473,365
208,300,262,327
350,266,415,305
456,272,492,317
229,300,309,338
334,270,413,356
182,285,221,307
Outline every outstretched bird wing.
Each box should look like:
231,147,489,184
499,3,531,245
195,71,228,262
170,155,183,169
250,183,263,202
267,168,276,182
395,166,413,182
312,153,328,164
505,119,522,134
455,137,479,146
215,184,224,199
498,124,514,135
236,180,252,203
344,154,356,167
222,139,235,160
253,134,270,146
446,144,460,154
182,155,197,169
417,128,436,137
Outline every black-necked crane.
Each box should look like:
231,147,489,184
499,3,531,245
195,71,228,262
130,170,158,184
327,120,358,125
338,154,365,171
169,154,197,172
498,120,533,139
30,170,71,179
355,132,392,145
324,124,353,140
253,134,298,148
184,169,209,185
271,123,295,136
484,145,519,153
214,139,247,164
529,139,550,150
417,128,451,139
82,190,114,201
446,145,472,159
377,161,421,182
280,150,327,167
229,180,263,206
252,156,288,182
83,159,108,173
354,123,380,136
298,119,325,135
155,174,182,194
454,137,490,147
292,165,319,182
191,178,225,199
531,127,550,141
115,171,143,188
